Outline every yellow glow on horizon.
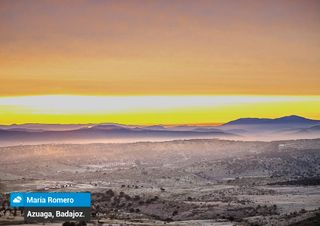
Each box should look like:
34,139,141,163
0,95,319,125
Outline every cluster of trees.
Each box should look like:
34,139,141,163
0,194,24,218
91,189,161,218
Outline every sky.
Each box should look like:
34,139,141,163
0,0,319,125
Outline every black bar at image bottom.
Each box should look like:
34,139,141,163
24,207,91,222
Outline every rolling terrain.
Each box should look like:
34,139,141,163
0,115,319,146
0,138,320,225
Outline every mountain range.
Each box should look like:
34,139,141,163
0,115,319,146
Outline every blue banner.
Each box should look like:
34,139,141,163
10,192,91,208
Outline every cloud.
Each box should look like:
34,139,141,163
12,196,22,203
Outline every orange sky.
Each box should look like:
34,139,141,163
0,1,319,125
0,0,319,96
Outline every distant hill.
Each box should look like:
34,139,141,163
294,125,320,134
220,115,320,131
0,124,237,147
0,115,319,146
223,115,320,126
219,115,320,140
0,123,91,131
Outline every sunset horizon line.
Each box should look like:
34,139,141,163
0,114,318,127
0,95,319,125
